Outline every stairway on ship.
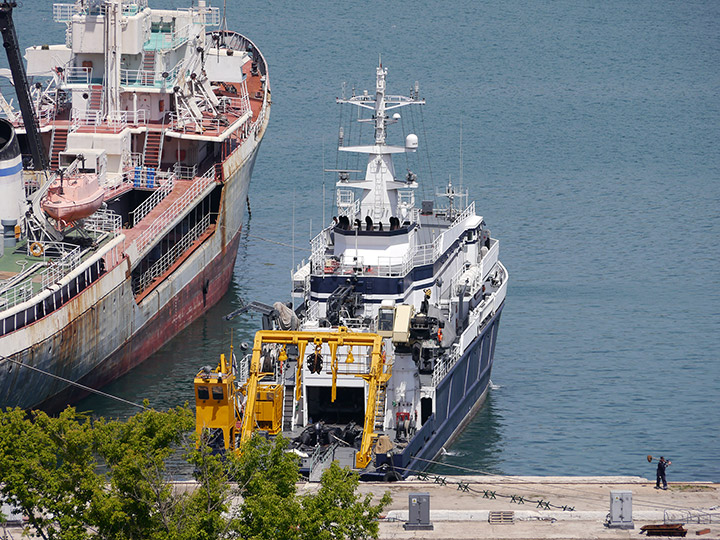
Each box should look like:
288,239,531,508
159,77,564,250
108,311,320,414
141,51,156,85
143,129,163,169
49,127,68,169
88,85,102,112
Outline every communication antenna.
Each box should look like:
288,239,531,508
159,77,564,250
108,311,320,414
220,0,228,33
459,118,463,193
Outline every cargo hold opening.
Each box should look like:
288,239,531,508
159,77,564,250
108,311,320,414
306,386,364,425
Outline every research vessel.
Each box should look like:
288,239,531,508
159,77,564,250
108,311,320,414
194,65,506,480
0,0,270,410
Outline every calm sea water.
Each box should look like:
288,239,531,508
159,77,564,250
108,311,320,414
12,1,719,482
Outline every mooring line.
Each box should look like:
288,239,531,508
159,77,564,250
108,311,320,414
1,356,147,410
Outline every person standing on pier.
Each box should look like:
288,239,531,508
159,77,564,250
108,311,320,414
656,456,671,490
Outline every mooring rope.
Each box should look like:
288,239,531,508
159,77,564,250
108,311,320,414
0,356,147,410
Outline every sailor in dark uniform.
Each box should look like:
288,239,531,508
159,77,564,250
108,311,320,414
656,456,671,490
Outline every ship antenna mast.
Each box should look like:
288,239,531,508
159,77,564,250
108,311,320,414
459,118,463,193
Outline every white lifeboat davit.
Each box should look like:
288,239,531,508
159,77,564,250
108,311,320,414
41,172,105,224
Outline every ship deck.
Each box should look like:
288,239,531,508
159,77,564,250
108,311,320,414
0,232,118,297
17,49,266,144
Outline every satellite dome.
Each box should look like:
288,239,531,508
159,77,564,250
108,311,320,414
405,133,418,149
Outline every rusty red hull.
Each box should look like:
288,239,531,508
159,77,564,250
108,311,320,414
38,230,242,411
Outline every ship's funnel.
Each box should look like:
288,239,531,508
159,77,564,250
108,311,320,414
0,119,23,249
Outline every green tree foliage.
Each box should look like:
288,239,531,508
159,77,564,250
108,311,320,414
0,406,390,540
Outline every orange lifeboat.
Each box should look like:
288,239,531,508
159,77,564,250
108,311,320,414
41,172,105,225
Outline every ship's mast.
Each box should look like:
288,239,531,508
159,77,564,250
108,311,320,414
336,65,424,222
373,65,387,144
104,0,122,117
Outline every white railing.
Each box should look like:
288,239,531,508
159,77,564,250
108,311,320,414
310,227,331,269
129,152,143,168
249,78,270,139
63,66,92,86
71,109,145,132
312,231,441,279
336,190,354,205
122,0,148,16
173,162,198,180
71,108,101,130
131,173,176,226
177,5,220,26
85,208,122,233
120,61,181,88
38,243,82,288
134,213,211,293
53,3,76,22
218,95,251,116
0,279,33,311
135,166,215,252
478,239,499,282
432,345,461,387
398,190,415,208
168,111,239,134
306,300,320,321
450,201,475,228
23,170,45,197
151,23,191,51
130,109,147,125
238,353,250,383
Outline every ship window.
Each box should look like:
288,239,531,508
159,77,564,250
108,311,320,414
212,386,224,400
197,386,209,400
378,309,394,332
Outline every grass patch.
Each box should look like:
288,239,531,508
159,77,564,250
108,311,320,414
670,484,716,492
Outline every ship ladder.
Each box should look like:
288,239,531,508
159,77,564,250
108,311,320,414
374,383,387,431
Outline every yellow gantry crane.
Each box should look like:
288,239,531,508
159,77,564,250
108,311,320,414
194,327,392,469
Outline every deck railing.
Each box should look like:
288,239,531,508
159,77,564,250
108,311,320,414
172,162,198,180
131,173,176,226
0,279,33,311
133,213,212,294
135,165,215,252
70,108,146,133
85,209,122,234
120,61,181,88
311,229,441,279
63,66,93,86
38,243,82,288
52,3,75,22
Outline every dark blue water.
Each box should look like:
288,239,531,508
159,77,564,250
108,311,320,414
13,1,719,482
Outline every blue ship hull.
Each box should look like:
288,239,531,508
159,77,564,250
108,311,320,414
363,302,504,480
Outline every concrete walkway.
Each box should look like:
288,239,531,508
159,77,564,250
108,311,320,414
3,476,718,539
343,475,720,539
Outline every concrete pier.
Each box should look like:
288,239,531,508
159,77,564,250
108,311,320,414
3,475,718,539
339,475,720,539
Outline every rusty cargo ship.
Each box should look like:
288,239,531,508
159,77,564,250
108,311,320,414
0,0,270,410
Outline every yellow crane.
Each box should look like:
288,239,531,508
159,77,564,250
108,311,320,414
194,327,391,469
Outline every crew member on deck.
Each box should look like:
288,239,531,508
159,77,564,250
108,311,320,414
420,288,431,315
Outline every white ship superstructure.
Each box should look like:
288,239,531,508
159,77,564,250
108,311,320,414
0,0,270,410
197,65,506,480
